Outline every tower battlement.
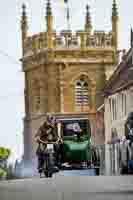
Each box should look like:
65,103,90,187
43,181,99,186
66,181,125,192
21,0,118,57
23,30,113,56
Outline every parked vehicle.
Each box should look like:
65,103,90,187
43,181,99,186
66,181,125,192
57,118,100,173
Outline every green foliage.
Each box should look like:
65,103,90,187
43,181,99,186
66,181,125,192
6,164,16,180
0,168,7,178
0,147,11,180
0,147,11,159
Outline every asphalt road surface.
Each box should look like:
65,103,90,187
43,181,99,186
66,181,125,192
0,174,133,200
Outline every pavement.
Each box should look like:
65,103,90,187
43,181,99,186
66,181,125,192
58,169,96,176
0,173,133,200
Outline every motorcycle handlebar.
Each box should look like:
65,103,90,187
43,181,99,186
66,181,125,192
37,138,63,144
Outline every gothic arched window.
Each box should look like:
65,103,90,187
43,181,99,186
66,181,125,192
75,79,89,107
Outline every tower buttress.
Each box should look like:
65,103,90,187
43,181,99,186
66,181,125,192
45,0,53,48
85,5,92,33
112,0,119,51
21,4,28,55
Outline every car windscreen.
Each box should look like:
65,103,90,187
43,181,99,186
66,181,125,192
62,119,91,137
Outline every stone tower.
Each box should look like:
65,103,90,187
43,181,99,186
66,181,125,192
21,0,119,164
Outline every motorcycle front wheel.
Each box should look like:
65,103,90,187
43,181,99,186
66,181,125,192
44,158,53,178
44,171,52,177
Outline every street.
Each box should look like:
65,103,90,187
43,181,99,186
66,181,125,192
0,175,133,200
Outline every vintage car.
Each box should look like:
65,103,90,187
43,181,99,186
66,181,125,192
57,118,100,172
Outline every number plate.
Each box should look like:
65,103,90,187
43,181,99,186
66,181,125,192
47,144,54,150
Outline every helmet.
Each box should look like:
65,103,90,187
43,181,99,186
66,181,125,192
73,123,81,132
46,113,55,123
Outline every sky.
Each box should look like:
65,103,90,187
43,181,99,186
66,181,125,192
0,0,133,162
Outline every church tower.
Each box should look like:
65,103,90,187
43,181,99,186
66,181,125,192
21,0,119,165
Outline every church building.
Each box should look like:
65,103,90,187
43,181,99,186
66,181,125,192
20,0,119,163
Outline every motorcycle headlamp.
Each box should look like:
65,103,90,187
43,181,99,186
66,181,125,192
48,134,53,140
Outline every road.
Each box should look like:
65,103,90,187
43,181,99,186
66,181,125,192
0,173,133,200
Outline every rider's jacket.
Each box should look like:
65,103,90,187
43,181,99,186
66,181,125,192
35,120,58,155
35,120,57,142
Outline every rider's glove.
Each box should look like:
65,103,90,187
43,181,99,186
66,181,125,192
34,136,40,143
58,138,63,143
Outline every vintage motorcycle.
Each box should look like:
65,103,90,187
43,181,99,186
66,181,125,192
38,137,61,178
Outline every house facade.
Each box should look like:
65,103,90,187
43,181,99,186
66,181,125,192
104,39,133,174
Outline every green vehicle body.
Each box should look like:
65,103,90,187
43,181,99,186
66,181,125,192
59,118,92,163
63,139,91,162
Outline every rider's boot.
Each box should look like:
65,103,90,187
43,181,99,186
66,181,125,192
52,166,59,173
38,158,44,173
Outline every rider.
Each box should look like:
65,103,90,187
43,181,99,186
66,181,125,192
34,114,58,172
119,136,130,174
73,123,82,141
125,112,133,145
